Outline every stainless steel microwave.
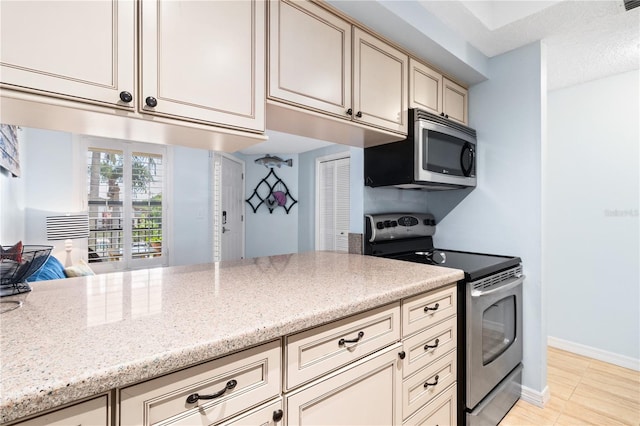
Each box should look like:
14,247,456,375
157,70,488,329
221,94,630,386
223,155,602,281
364,108,477,190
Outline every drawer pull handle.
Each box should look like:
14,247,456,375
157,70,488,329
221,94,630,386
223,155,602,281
423,375,440,388
338,331,364,347
186,379,237,404
424,303,440,312
424,338,440,351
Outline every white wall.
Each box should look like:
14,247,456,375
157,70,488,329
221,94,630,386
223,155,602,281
545,70,640,364
22,128,84,264
430,42,547,395
170,146,213,266
242,153,299,258
0,128,26,245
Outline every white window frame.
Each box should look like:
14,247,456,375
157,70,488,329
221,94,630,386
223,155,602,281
315,151,351,252
80,136,171,273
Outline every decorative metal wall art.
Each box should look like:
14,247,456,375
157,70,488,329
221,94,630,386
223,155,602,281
246,169,297,214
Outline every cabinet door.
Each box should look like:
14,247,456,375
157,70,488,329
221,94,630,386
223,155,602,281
286,344,402,426
268,0,351,118
140,0,265,131
353,28,408,134
442,77,468,125
409,59,442,115
0,0,135,108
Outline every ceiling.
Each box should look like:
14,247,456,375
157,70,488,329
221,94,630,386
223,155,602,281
415,0,639,90
241,0,639,155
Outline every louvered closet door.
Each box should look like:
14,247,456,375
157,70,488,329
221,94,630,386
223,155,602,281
317,156,350,252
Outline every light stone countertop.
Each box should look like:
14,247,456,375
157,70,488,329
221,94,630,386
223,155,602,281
0,251,463,424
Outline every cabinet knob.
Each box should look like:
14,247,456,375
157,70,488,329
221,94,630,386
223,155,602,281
119,91,132,103
272,409,284,422
398,351,406,360
145,96,158,108
445,114,449,119
346,108,353,116
440,112,445,117
355,111,362,118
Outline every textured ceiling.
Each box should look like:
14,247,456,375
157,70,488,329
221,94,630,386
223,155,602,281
417,0,640,90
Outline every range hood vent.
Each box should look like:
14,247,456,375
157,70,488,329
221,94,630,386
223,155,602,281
624,0,640,11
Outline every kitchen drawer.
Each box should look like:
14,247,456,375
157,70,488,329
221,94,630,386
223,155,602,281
402,284,456,338
169,397,284,426
403,383,457,426
285,302,400,390
120,340,281,426
12,395,109,426
402,350,456,420
402,316,457,379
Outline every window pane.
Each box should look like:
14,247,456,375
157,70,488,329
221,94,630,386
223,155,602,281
131,152,163,260
87,148,124,263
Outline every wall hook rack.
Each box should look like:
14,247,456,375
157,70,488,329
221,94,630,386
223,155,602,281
246,169,297,214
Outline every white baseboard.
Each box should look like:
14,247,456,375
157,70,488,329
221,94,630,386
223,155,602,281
548,336,640,371
520,384,550,408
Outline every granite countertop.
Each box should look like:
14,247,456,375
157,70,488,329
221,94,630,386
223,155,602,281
0,251,463,423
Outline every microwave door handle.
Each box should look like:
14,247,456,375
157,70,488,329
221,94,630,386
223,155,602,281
470,275,525,298
460,142,474,177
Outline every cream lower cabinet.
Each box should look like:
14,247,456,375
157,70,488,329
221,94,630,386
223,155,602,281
9,395,110,426
285,344,403,426
401,284,458,425
119,340,281,426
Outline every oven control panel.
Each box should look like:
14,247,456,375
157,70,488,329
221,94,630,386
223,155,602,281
365,213,436,242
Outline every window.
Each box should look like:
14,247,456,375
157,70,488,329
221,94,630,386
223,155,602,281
86,140,167,271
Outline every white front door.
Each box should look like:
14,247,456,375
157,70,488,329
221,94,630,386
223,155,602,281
213,153,245,261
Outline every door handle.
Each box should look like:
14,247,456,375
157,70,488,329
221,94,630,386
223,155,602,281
222,227,230,233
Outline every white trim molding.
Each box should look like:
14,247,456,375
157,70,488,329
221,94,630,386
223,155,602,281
520,384,550,408
548,336,640,372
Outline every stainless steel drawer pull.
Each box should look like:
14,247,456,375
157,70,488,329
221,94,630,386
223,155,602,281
186,379,237,404
424,303,440,312
338,331,364,347
423,375,439,388
424,338,440,350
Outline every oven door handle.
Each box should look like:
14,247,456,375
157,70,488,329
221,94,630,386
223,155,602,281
470,275,525,298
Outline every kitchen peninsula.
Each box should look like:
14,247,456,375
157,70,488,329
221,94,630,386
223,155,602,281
0,251,463,425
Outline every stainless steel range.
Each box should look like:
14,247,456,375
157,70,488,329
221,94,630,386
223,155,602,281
364,213,524,426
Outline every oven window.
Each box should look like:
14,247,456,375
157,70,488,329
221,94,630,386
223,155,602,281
482,295,516,365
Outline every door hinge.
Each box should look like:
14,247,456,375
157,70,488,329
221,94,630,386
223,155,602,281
241,215,244,222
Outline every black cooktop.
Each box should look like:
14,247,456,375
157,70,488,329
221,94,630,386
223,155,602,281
386,249,521,282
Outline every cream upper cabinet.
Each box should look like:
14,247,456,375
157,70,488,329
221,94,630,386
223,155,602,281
0,0,135,108
353,28,408,134
409,58,442,115
443,77,468,125
411,59,469,125
268,0,351,117
268,0,408,135
140,0,265,131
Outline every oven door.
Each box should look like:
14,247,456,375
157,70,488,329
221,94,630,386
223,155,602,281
466,274,524,410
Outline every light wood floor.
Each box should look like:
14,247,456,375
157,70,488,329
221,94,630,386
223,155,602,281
500,347,640,425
